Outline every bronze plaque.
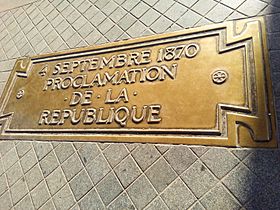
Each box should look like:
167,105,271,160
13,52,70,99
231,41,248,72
0,17,277,147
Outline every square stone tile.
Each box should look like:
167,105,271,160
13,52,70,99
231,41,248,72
220,0,245,9
114,155,141,188
0,173,8,196
108,192,135,210
103,144,129,168
230,149,251,161
16,142,32,158
39,199,56,210
122,0,139,11
109,6,126,23
86,154,111,184
62,153,83,181
33,142,52,161
161,178,196,209
223,163,266,204
205,3,233,22
118,13,137,31
181,161,218,198
2,147,18,171
30,181,50,209
54,143,75,164
238,0,267,16
53,184,75,210
78,143,100,166
96,172,123,206
132,144,160,171
165,2,188,21
189,202,206,210
6,162,23,187
189,146,208,157
25,164,43,191
150,15,173,33
46,166,67,195
0,141,14,157
127,175,157,209
164,146,197,174
0,191,12,210
201,148,239,179
10,178,28,205
40,151,59,177
177,10,202,28
15,194,34,210
145,197,169,210
20,149,37,173
70,169,93,201
200,183,241,210
78,188,105,210
192,0,217,16
146,158,176,193
154,0,174,13
131,2,150,18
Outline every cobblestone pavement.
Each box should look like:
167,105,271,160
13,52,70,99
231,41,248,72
0,0,280,209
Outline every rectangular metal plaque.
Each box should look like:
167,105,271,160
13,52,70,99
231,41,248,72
0,17,277,147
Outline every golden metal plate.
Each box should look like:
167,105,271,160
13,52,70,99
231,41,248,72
0,17,277,148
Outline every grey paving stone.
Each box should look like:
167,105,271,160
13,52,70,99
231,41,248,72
122,0,139,11
54,143,75,164
181,160,218,198
78,22,96,39
20,149,37,173
220,0,245,9
238,0,267,16
98,18,114,34
0,191,12,210
230,149,251,161
40,151,59,177
77,0,92,13
89,11,106,27
108,192,135,210
53,184,75,210
145,197,169,210
223,163,265,204
146,158,176,193
39,199,56,210
96,172,123,206
0,173,8,196
243,150,280,183
114,155,141,188
190,146,209,157
86,154,111,184
226,11,246,20
205,3,233,23
165,2,188,21
103,144,129,168
118,13,137,31
33,142,53,161
132,144,160,171
46,167,67,195
78,188,105,210
78,143,100,166
6,162,23,187
2,147,18,171
192,0,217,16
131,2,150,18
70,169,93,201
190,202,206,210
164,146,197,174
15,141,32,158
109,6,127,23
201,148,239,179
177,10,202,28
200,183,241,210
161,178,196,210
150,15,173,33
25,164,43,191
15,194,34,210
30,181,50,209
105,25,123,41
127,175,157,209
10,177,28,205
62,153,83,181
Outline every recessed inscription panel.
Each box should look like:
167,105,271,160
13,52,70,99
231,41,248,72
0,17,277,148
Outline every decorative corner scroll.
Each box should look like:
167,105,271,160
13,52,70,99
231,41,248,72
0,17,277,148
